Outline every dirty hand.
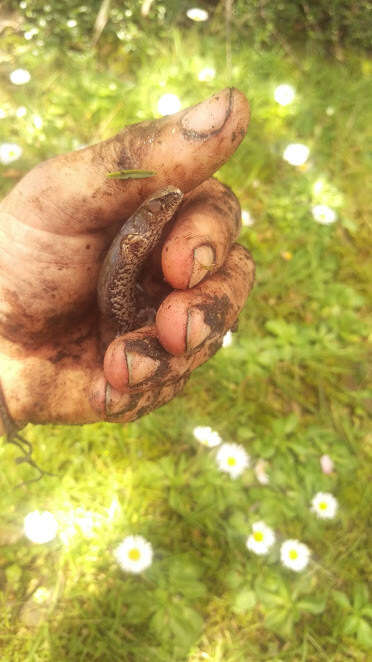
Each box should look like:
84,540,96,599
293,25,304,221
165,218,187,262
0,87,254,431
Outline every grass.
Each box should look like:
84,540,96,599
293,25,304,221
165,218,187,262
0,12,371,662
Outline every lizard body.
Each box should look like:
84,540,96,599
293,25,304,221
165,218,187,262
97,187,183,335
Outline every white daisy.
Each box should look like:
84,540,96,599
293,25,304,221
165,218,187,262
24,510,58,544
280,539,310,572
186,8,209,22
16,106,27,118
193,425,222,447
246,521,276,555
283,143,309,166
274,84,295,106
114,535,153,573
24,28,38,40
216,442,250,479
9,68,31,85
33,587,52,604
198,67,215,82
311,204,337,225
32,115,43,129
311,492,338,519
0,143,22,165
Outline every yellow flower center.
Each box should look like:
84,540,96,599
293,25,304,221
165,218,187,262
128,547,140,561
227,456,236,466
253,531,264,542
289,549,298,560
319,502,327,510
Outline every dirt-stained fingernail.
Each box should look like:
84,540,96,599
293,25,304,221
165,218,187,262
189,244,215,288
181,88,233,140
105,383,131,416
125,350,160,386
186,307,212,352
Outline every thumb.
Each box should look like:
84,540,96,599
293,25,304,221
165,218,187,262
2,88,249,234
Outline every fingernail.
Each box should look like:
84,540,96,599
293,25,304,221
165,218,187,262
105,383,131,416
186,308,212,352
125,350,160,386
181,88,233,139
189,244,215,288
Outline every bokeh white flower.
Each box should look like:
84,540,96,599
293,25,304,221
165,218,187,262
216,442,250,479
9,68,31,85
193,425,222,447
280,539,310,572
114,535,153,573
320,454,334,475
246,521,276,555
274,84,295,106
222,330,233,347
254,458,270,485
241,209,255,226
33,114,43,129
16,106,27,118
283,143,309,166
24,510,58,544
311,492,338,519
33,587,52,604
311,204,337,225
67,19,77,28
24,28,38,40
0,143,23,165
186,8,209,22
157,93,181,116
198,67,215,82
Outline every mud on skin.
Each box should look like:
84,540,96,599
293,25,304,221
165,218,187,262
181,179,242,237
104,373,190,421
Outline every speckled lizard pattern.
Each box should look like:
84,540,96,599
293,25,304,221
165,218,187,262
97,187,183,335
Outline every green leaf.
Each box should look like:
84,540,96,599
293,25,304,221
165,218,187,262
150,607,169,637
343,614,360,636
353,582,369,610
357,619,372,650
106,169,156,179
125,600,154,624
168,556,201,584
256,574,290,607
298,595,326,614
168,606,203,652
5,564,22,585
232,588,256,614
264,608,294,638
224,569,244,590
332,590,351,610
361,605,372,620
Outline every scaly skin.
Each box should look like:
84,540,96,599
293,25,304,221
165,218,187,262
97,187,183,334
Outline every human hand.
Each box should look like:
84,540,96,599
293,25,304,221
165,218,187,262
0,87,254,431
